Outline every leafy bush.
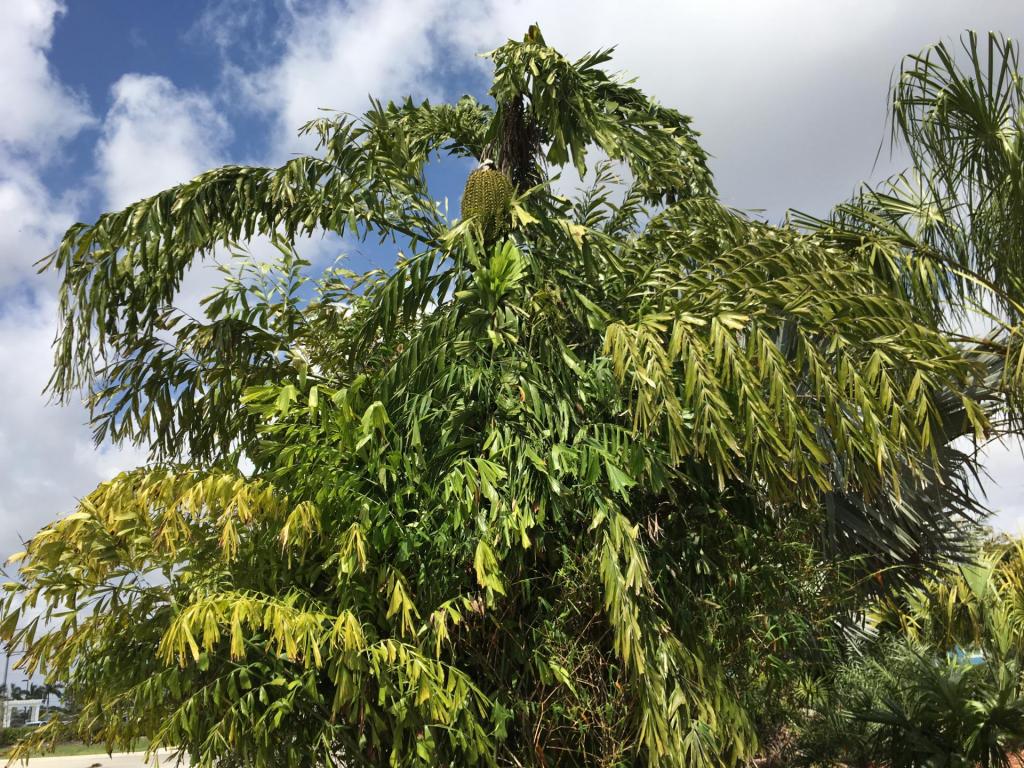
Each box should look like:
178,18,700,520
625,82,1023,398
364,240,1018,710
798,540,1024,768
866,648,1024,768
794,643,903,768
802,640,1024,768
0,726,36,748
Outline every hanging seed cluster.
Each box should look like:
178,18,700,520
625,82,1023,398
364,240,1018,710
461,166,514,243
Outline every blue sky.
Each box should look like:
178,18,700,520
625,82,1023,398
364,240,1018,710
3,0,1024,559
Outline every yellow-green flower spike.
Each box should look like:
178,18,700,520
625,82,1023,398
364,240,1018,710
461,162,514,242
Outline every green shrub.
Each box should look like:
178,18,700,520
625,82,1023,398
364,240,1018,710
0,726,36,748
797,541,1024,767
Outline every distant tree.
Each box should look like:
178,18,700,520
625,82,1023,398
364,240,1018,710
3,26,1024,768
40,683,61,707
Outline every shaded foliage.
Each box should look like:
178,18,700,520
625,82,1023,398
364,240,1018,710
799,540,1024,768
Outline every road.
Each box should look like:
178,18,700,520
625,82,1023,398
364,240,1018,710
7,751,185,768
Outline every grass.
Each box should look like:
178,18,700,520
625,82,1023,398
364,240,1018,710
2,737,151,759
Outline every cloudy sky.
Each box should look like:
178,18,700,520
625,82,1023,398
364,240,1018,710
2,0,1024,559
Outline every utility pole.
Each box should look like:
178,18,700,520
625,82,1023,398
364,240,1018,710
1,644,8,729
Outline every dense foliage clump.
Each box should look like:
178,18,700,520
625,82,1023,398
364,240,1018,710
0,727,37,748
4,26,1024,768
797,538,1024,768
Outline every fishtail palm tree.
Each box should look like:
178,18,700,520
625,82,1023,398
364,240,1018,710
3,26,1023,768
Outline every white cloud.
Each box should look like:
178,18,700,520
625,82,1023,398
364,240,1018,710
0,160,78,290
221,0,1024,217
444,0,1024,217
0,297,146,560
0,0,93,156
0,26,234,554
0,60,319,558
0,0,92,288
190,0,275,66
95,74,252,328
977,437,1024,534
237,0,449,157
97,74,231,210
0,1,104,556
96,71,352,320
